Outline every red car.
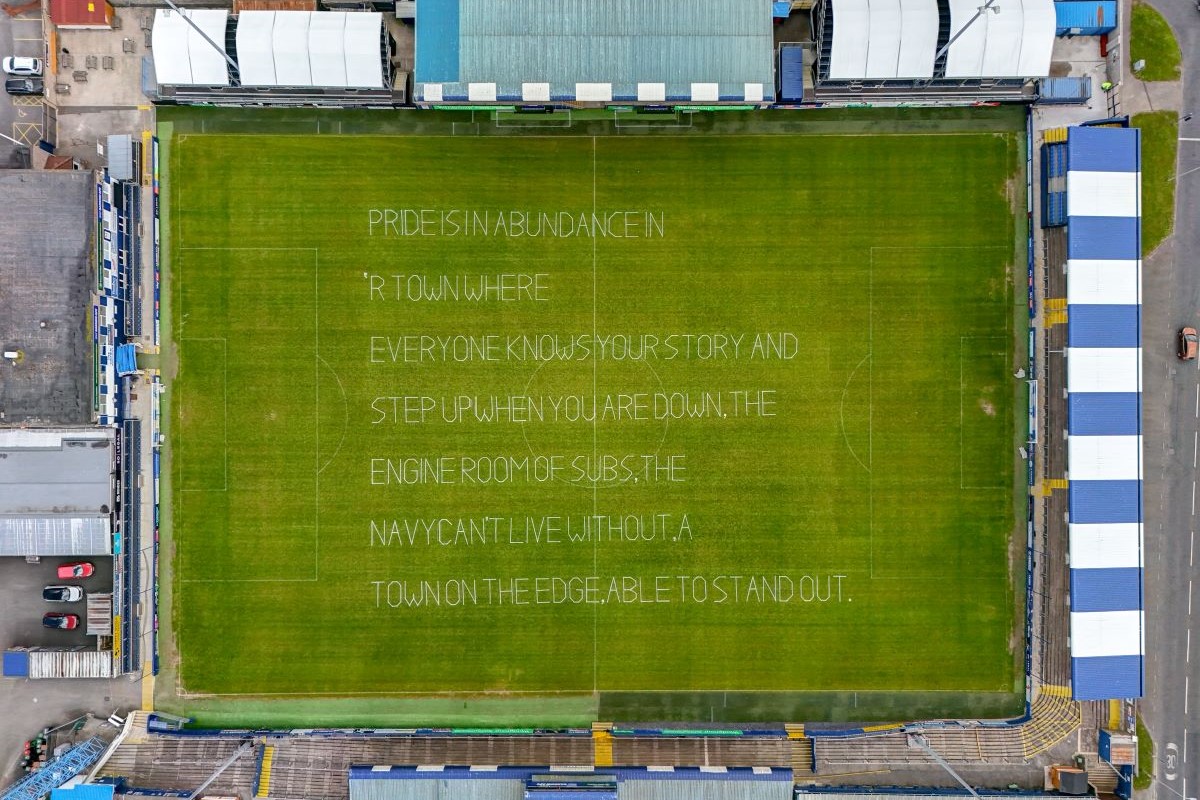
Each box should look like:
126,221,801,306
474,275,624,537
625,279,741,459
42,613,79,630
56,562,94,580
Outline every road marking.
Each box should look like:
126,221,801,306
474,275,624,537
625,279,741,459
1193,430,1197,467
1187,676,1191,715
1190,578,1194,614
1195,383,1198,417
1169,742,1180,780
1193,481,1196,516
1182,138,1200,142
1192,533,1195,568
1186,729,1189,763
1188,629,1191,663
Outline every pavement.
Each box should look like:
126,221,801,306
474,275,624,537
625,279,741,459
1132,1,1200,799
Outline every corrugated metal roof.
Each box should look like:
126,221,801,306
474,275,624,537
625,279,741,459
1067,304,1141,348
1067,126,1141,172
0,518,111,556
418,0,774,101
349,779,522,800
1055,1,1118,34
1067,216,1140,260
1072,654,1143,700
620,781,791,800
1071,567,1143,612
1069,480,1142,524
1069,392,1141,436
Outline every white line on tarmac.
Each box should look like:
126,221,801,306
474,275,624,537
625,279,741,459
1192,533,1196,568
1193,430,1197,467
1183,138,1200,142
1191,579,1194,614
1192,481,1196,515
1186,729,1190,763
1195,383,1198,416
1188,629,1191,663
1188,676,1191,715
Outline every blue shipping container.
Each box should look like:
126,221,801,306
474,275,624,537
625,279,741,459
1038,76,1092,105
1055,0,1118,35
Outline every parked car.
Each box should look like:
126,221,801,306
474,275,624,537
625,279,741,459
4,77,43,96
2,56,43,77
1181,327,1198,361
42,585,84,602
56,561,94,580
42,613,79,630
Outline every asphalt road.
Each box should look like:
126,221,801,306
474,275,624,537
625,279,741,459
1142,2,1200,799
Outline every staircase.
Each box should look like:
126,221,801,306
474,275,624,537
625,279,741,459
592,722,614,768
255,744,275,798
786,724,814,776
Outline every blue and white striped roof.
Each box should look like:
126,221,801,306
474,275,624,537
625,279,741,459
1064,125,1144,701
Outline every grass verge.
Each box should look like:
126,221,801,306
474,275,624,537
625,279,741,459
1131,2,1181,82
1135,715,1154,790
1133,111,1178,255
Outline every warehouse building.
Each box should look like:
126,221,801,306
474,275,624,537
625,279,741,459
0,428,115,557
413,0,775,107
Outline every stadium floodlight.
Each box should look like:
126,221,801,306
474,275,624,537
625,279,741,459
931,0,1002,68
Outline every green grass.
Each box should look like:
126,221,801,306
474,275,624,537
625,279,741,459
1131,2,1182,82
1133,111,1179,254
167,124,1024,722
1136,716,1154,790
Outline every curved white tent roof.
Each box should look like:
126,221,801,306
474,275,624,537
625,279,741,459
945,0,1055,78
228,11,385,89
151,9,230,86
309,13,348,87
825,0,1052,81
236,11,277,86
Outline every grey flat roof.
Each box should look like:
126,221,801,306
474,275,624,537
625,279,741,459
0,170,95,425
0,428,114,516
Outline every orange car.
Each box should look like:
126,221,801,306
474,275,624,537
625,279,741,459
1181,327,1198,361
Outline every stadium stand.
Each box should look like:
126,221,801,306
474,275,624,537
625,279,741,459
1062,126,1144,702
414,0,774,106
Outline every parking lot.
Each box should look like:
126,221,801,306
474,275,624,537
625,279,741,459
0,556,113,650
0,555,140,785
0,10,47,162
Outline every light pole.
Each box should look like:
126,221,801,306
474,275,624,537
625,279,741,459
931,0,1003,68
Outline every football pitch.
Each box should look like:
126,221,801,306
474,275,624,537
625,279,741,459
165,111,1027,724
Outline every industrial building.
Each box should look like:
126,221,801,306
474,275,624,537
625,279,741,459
0,428,115,557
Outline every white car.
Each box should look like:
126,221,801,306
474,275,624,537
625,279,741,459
2,57,44,77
